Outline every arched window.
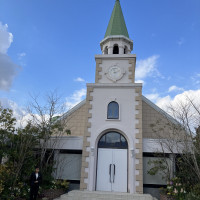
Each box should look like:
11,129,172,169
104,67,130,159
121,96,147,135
107,101,119,119
124,46,128,54
113,44,119,54
98,132,128,149
104,46,108,54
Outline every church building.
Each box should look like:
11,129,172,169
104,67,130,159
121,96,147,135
53,1,176,198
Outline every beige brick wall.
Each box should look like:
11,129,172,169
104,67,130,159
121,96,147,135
55,103,87,137
66,104,87,137
142,100,171,139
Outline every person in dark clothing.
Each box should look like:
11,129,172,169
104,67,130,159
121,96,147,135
30,166,42,200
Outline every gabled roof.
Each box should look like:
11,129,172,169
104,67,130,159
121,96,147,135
59,96,178,126
104,0,129,38
54,100,86,123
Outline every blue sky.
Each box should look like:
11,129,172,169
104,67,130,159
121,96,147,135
0,0,200,116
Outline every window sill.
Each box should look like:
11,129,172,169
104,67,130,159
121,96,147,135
106,119,121,121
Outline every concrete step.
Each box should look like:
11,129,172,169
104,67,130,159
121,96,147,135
56,190,158,200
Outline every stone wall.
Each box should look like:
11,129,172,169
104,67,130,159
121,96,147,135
142,99,171,139
61,103,87,137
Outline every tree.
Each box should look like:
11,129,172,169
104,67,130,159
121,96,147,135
0,105,40,199
26,92,71,183
0,105,16,160
149,95,200,195
0,92,71,199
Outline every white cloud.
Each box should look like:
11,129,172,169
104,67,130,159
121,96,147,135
0,53,20,90
145,93,160,101
65,88,86,110
145,90,200,117
0,98,24,116
156,90,200,130
191,73,200,85
168,85,184,92
155,95,172,111
17,52,26,60
0,98,27,128
0,22,20,91
74,77,85,82
0,22,13,54
17,52,26,67
0,98,54,128
135,55,161,82
135,79,145,85
155,90,200,113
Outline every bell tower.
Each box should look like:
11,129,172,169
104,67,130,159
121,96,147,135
95,0,135,84
80,0,143,194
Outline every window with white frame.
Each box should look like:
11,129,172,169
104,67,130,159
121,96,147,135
107,101,119,119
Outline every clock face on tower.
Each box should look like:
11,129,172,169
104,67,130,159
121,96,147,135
106,63,125,82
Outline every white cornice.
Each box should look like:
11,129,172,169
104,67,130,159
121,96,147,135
87,83,142,88
100,35,133,45
95,54,136,60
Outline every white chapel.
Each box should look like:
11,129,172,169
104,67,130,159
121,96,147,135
53,1,177,199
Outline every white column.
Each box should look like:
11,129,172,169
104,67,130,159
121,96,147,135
108,46,113,54
119,46,124,54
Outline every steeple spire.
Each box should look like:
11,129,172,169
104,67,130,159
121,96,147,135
100,0,133,54
105,0,129,38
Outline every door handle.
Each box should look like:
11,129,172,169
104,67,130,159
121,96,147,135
109,164,112,183
113,164,115,183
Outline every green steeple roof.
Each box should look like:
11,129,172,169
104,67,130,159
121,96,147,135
104,0,129,38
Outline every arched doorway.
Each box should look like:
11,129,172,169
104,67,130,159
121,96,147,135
96,131,128,192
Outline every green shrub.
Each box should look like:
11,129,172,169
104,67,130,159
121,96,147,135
160,177,187,199
185,192,200,200
191,184,200,196
55,180,70,190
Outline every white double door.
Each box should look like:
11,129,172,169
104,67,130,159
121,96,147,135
96,148,127,192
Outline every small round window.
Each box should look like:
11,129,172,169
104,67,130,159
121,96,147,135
98,132,128,149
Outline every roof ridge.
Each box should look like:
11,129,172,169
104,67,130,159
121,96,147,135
55,99,86,123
